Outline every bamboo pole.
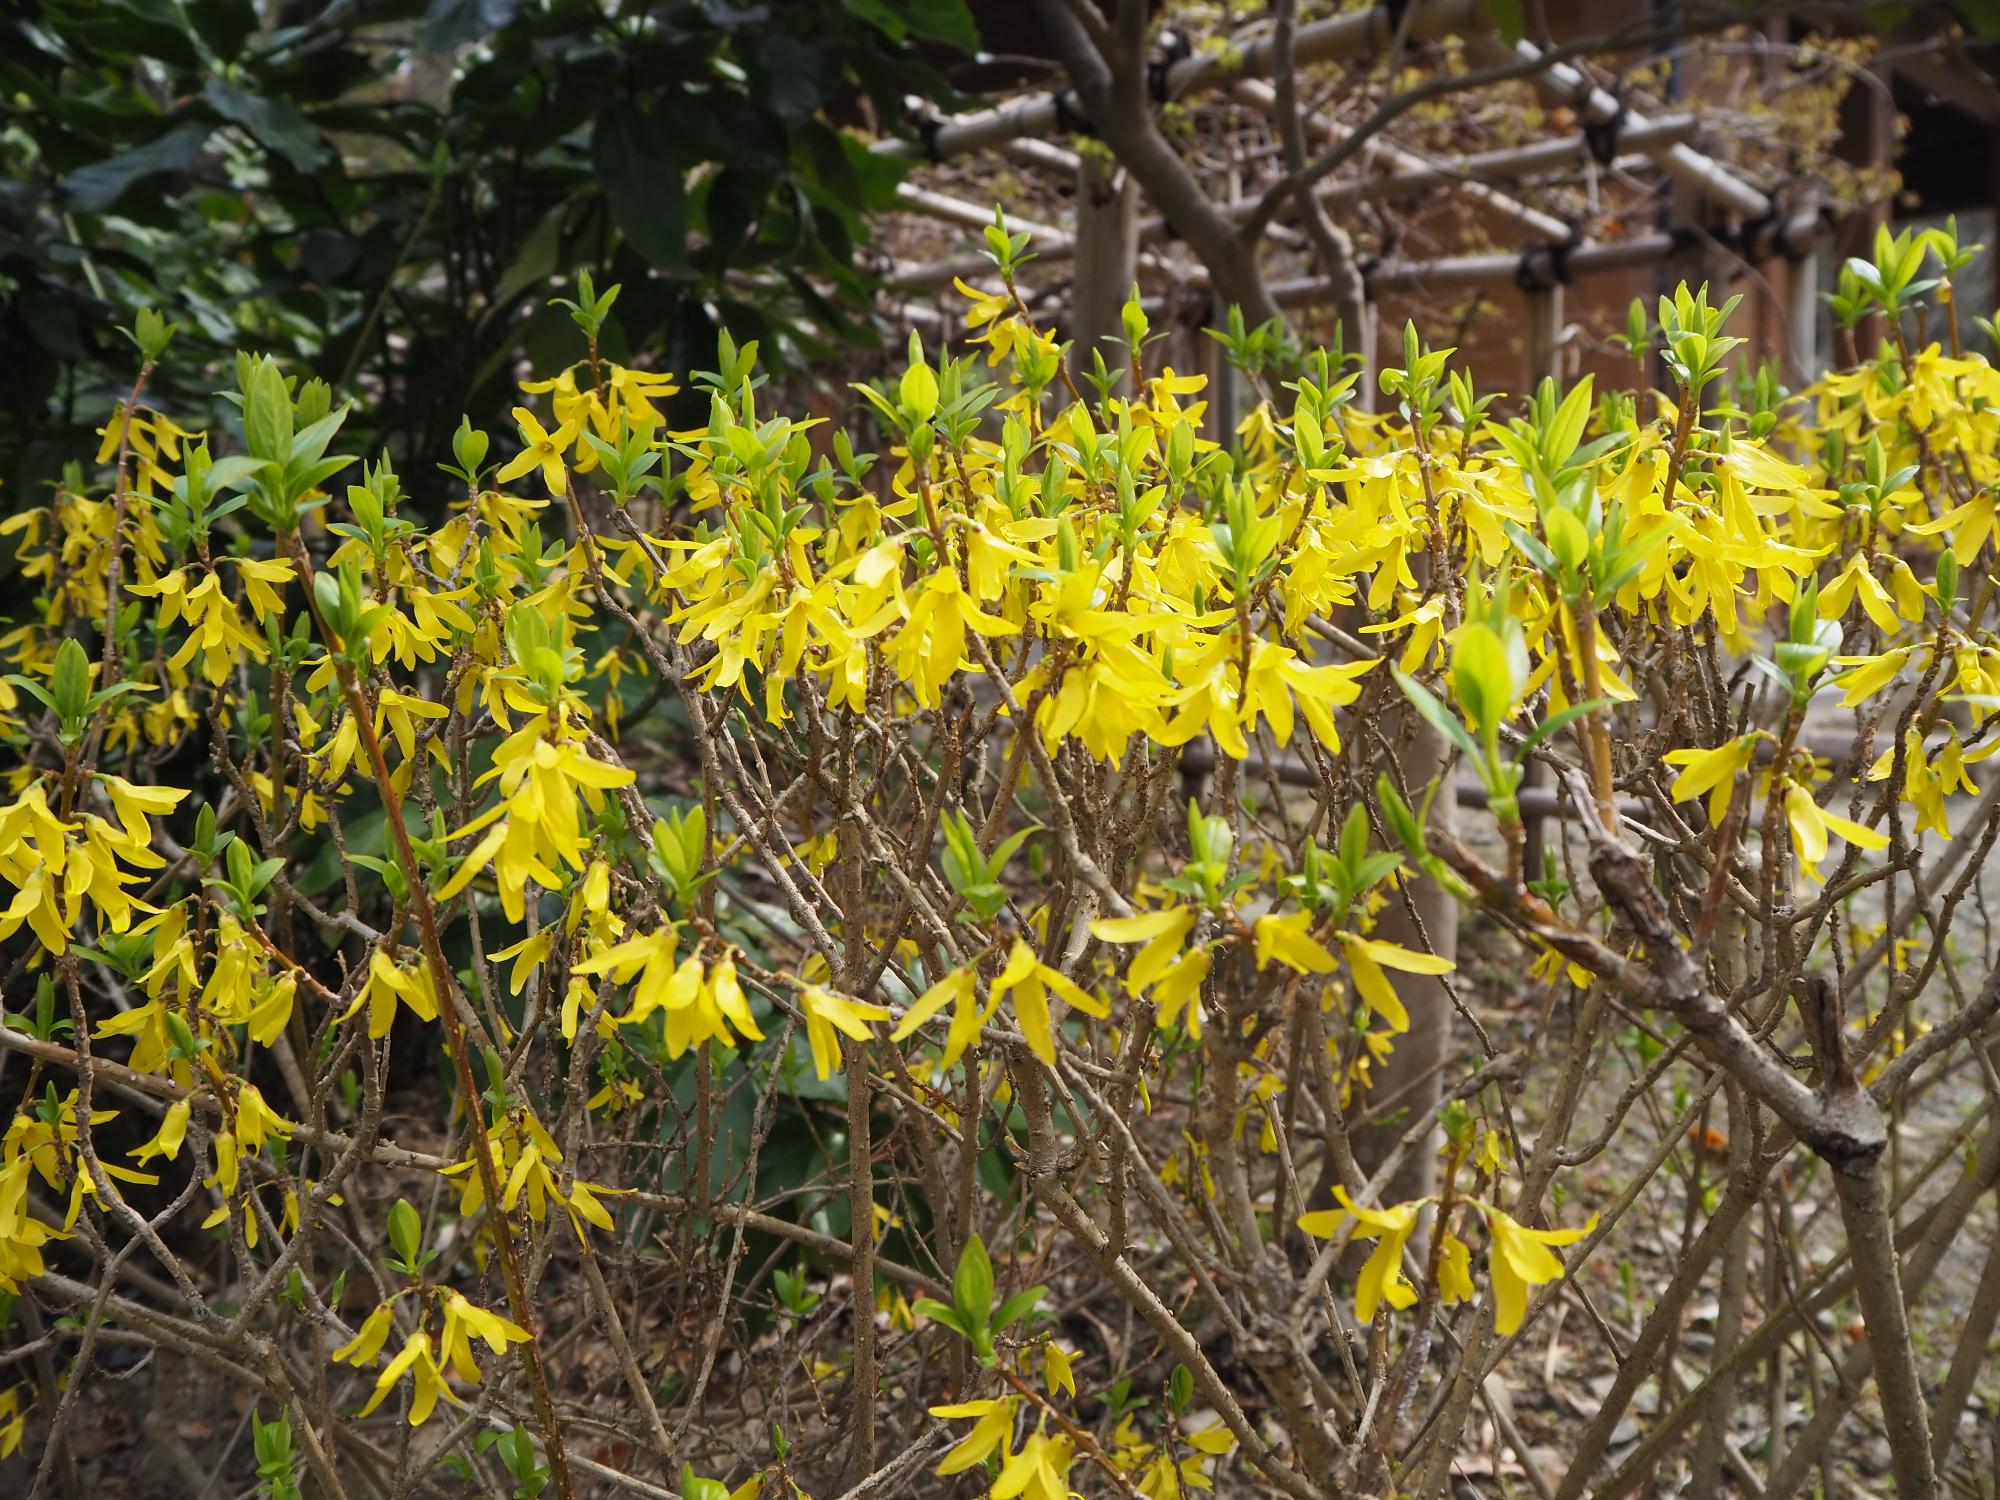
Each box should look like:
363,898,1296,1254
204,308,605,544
871,0,1486,162
1163,0,1486,100
880,213,1824,324
893,182,1066,242
885,112,1596,293
1309,111,1699,209
1326,212,1819,298
1465,34,1771,220
1227,77,1574,244
874,0,1772,235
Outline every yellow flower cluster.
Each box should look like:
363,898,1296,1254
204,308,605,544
7,220,1999,1490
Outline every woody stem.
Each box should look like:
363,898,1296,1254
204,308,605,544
291,538,576,1500
1573,597,1619,837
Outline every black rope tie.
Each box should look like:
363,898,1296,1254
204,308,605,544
1771,195,1818,262
1148,28,1192,105
917,115,946,164
1738,212,1784,263
1583,93,1628,168
1051,89,1095,140
1515,229,1581,295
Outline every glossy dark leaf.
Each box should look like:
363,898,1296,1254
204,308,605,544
421,0,525,51
62,119,212,211
756,33,830,124
592,111,688,272
846,0,978,50
202,79,333,172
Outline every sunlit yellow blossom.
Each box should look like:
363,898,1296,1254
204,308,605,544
800,984,892,1081
348,951,440,1039
931,1397,1016,1474
1783,783,1889,872
1253,911,1339,974
497,406,580,496
993,1429,1077,1500
130,1098,191,1166
440,716,637,922
357,1330,459,1425
1663,735,1759,820
332,1303,395,1367
986,938,1109,1065
1297,1187,1421,1323
438,1290,532,1385
890,965,990,1073
1339,934,1454,1033
1483,1205,1597,1335
1091,905,1198,992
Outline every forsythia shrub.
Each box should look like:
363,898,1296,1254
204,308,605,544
3,217,1999,1499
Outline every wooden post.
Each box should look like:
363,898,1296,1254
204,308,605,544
1523,284,1563,392
1788,246,1820,388
1070,152,1139,386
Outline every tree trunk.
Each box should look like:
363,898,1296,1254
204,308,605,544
1032,0,1282,327
1070,152,1139,379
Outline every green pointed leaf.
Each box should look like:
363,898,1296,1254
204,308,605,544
1521,698,1610,758
1391,668,1482,765
952,1233,993,1327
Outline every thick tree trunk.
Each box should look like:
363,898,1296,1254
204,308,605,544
1033,0,1282,327
1070,152,1139,377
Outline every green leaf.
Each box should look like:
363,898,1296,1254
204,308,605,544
205,455,271,492
1451,622,1514,750
900,361,939,425
387,1199,422,1265
986,823,1042,877
421,0,525,50
289,405,351,469
851,382,906,431
51,637,91,723
993,1285,1045,1331
1544,506,1590,575
1503,520,1558,577
1936,550,1960,614
1337,801,1371,871
1376,776,1424,856
1351,852,1405,892
592,112,688,272
84,680,153,714
285,454,358,503
1391,668,1481,765
201,80,332,172
4,676,56,714
62,121,214,212
952,1233,993,1327
1546,377,1594,468
911,1298,972,1340
244,358,294,465
1521,698,1609,758
226,836,255,894
122,306,177,363
848,0,979,51
164,1011,201,1061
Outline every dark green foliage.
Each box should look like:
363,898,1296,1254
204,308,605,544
0,0,975,500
